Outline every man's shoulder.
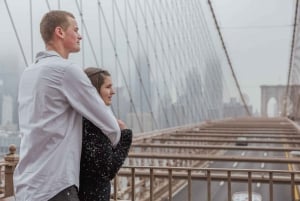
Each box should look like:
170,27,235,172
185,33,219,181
35,51,80,69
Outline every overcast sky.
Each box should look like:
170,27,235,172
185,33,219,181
0,0,296,115
202,0,296,113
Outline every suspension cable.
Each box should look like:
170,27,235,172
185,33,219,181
175,1,207,121
30,0,34,63
45,0,51,10
97,0,145,131
114,0,171,127
97,1,104,67
194,0,225,119
207,0,251,116
283,0,299,116
116,0,171,128
138,0,181,125
4,0,28,66
165,0,200,123
75,0,99,67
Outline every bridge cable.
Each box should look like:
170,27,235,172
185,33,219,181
124,0,134,129
121,0,180,127
45,0,51,10
115,0,174,128
167,1,202,123
97,0,149,131
180,1,210,121
74,0,99,67
98,0,144,131
97,1,104,67
29,0,34,63
283,0,299,116
152,0,183,125
57,0,61,9
3,0,28,66
197,0,230,119
207,0,251,116
191,0,223,119
143,0,173,126
117,0,161,129
145,0,181,125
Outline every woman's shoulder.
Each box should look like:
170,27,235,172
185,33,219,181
83,118,112,144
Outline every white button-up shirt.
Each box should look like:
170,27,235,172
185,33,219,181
13,51,120,201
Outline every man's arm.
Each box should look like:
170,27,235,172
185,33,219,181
61,64,120,146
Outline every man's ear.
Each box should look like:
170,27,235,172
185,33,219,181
54,27,64,39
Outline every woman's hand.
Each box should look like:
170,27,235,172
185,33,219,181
117,119,127,130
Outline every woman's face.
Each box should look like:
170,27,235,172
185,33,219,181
99,76,115,106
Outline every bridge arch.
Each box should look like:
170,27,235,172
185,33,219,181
261,85,300,118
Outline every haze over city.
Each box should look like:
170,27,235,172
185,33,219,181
0,0,298,131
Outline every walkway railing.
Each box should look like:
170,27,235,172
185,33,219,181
113,166,300,201
1,164,299,201
1,117,300,200
0,145,19,200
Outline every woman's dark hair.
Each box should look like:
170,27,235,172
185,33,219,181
84,67,111,93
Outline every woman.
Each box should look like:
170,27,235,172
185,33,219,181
79,67,132,201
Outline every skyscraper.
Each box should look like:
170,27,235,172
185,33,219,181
0,51,21,128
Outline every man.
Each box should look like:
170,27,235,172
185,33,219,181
13,10,121,201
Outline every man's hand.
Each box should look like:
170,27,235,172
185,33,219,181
117,119,127,130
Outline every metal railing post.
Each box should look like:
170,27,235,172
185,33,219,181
4,144,19,197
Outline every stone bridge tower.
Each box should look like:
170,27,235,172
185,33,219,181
261,85,300,118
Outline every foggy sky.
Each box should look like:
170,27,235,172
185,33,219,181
0,0,296,115
200,0,295,113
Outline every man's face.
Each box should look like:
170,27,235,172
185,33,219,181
63,16,82,53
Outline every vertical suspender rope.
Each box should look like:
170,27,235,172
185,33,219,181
194,0,224,119
4,0,28,66
134,0,143,127
114,0,168,128
166,0,200,122
45,0,51,10
75,0,99,67
284,0,299,116
29,0,33,63
77,0,85,67
207,0,251,116
142,0,180,125
125,0,134,128
97,1,104,67
184,1,210,121
112,0,120,118
97,0,144,131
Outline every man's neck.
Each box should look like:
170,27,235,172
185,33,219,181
46,43,69,59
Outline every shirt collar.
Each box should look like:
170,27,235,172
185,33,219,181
35,51,61,63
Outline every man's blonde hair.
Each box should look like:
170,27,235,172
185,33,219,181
40,10,75,44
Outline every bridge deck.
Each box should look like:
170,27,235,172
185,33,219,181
0,117,299,201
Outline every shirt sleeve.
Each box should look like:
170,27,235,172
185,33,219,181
61,64,120,146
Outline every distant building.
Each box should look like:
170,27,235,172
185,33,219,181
0,51,21,128
223,97,252,118
2,95,13,125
